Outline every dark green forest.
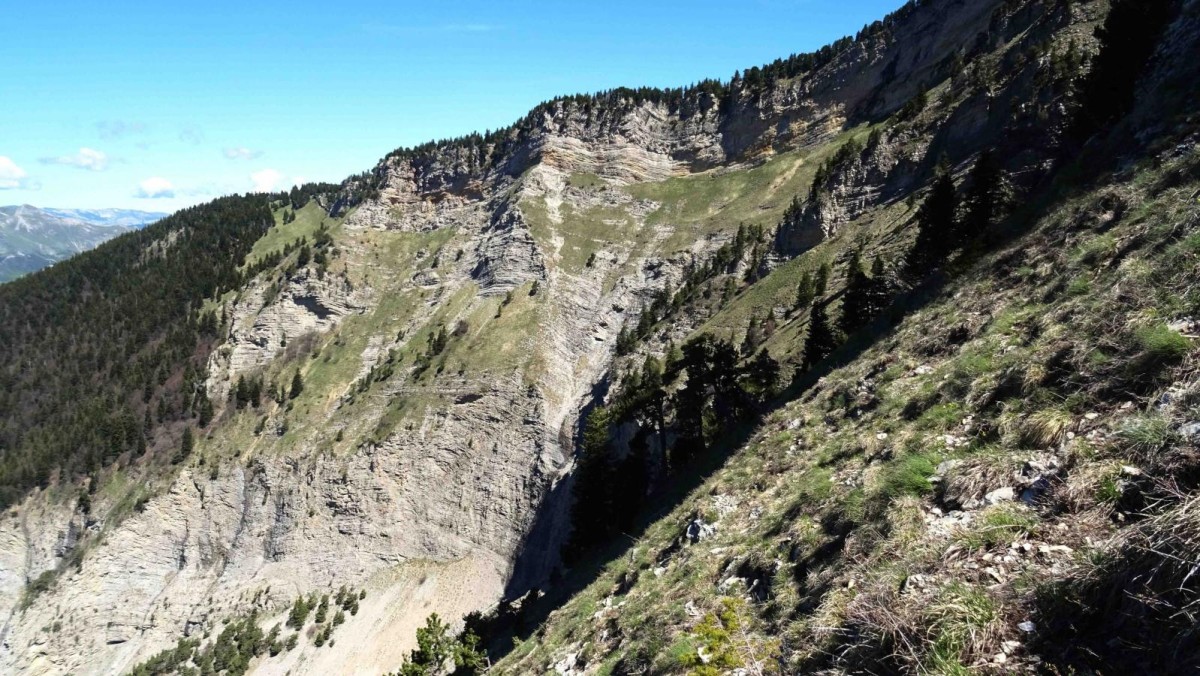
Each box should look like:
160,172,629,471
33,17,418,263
0,195,276,508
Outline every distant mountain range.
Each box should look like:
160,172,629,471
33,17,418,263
0,204,166,282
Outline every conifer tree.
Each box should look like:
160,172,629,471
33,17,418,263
802,301,837,372
813,262,831,298
235,376,249,409
741,312,762,356
795,270,816,312
175,427,194,464
962,150,1003,246
864,256,893,319
709,339,744,422
743,349,781,401
839,248,871,335
566,407,615,559
673,336,716,454
905,165,957,282
1070,0,1179,144
286,596,309,629
198,394,214,427
289,371,304,400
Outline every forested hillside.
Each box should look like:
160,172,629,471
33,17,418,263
0,195,282,507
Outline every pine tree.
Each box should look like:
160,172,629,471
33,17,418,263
741,312,762,356
795,270,816,311
452,629,488,675
962,150,1003,246
247,377,262,407
409,614,454,671
863,256,892,319
635,356,669,468
175,427,194,464
673,336,715,455
839,248,871,335
287,597,310,629
198,394,214,427
235,376,249,409
289,371,304,400
813,262,831,298
709,339,744,423
1071,0,1179,144
802,301,837,372
426,325,449,356
566,407,615,559
905,165,957,282
743,349,781,401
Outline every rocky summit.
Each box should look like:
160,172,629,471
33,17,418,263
1,0,1199,674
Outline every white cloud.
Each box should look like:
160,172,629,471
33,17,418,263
39,147,110,171
134,177,176,199
0,156,34,190
223,147,264,160
250,169,284,193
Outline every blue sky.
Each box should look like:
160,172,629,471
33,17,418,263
0,0,905,211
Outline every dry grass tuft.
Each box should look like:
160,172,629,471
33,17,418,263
940,451,1016,508
1018,408,1074,449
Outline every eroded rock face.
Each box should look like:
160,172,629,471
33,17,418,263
1,383,558,675
207,268,371,402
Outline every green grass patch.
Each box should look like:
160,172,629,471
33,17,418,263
1117,413,1175,457
1135,324,1191,363
877,453,939,500
246,201,332,268
566,172,607,190
916,402,963,432
925,583,997,675
1072,233,1116,266
956,505,1039,550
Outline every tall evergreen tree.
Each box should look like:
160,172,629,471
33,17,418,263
795,270,817,311
802,301,837,372
235,376,250,409
962,150,1003,246
743,349,781,401
709,339,744,423
635,356,669,470
741,312,762,356
673,336,714,454
814,262,831,298
1070,0,1179,144
905,165,958,282
198,394,214,427
863,256,893,320
175,427,194,464
839,248,871,335
566,407,615,559
289,371,304,400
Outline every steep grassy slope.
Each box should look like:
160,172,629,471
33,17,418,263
493,108,1200,676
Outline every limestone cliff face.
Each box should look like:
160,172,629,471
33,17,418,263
0,1,1025,673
